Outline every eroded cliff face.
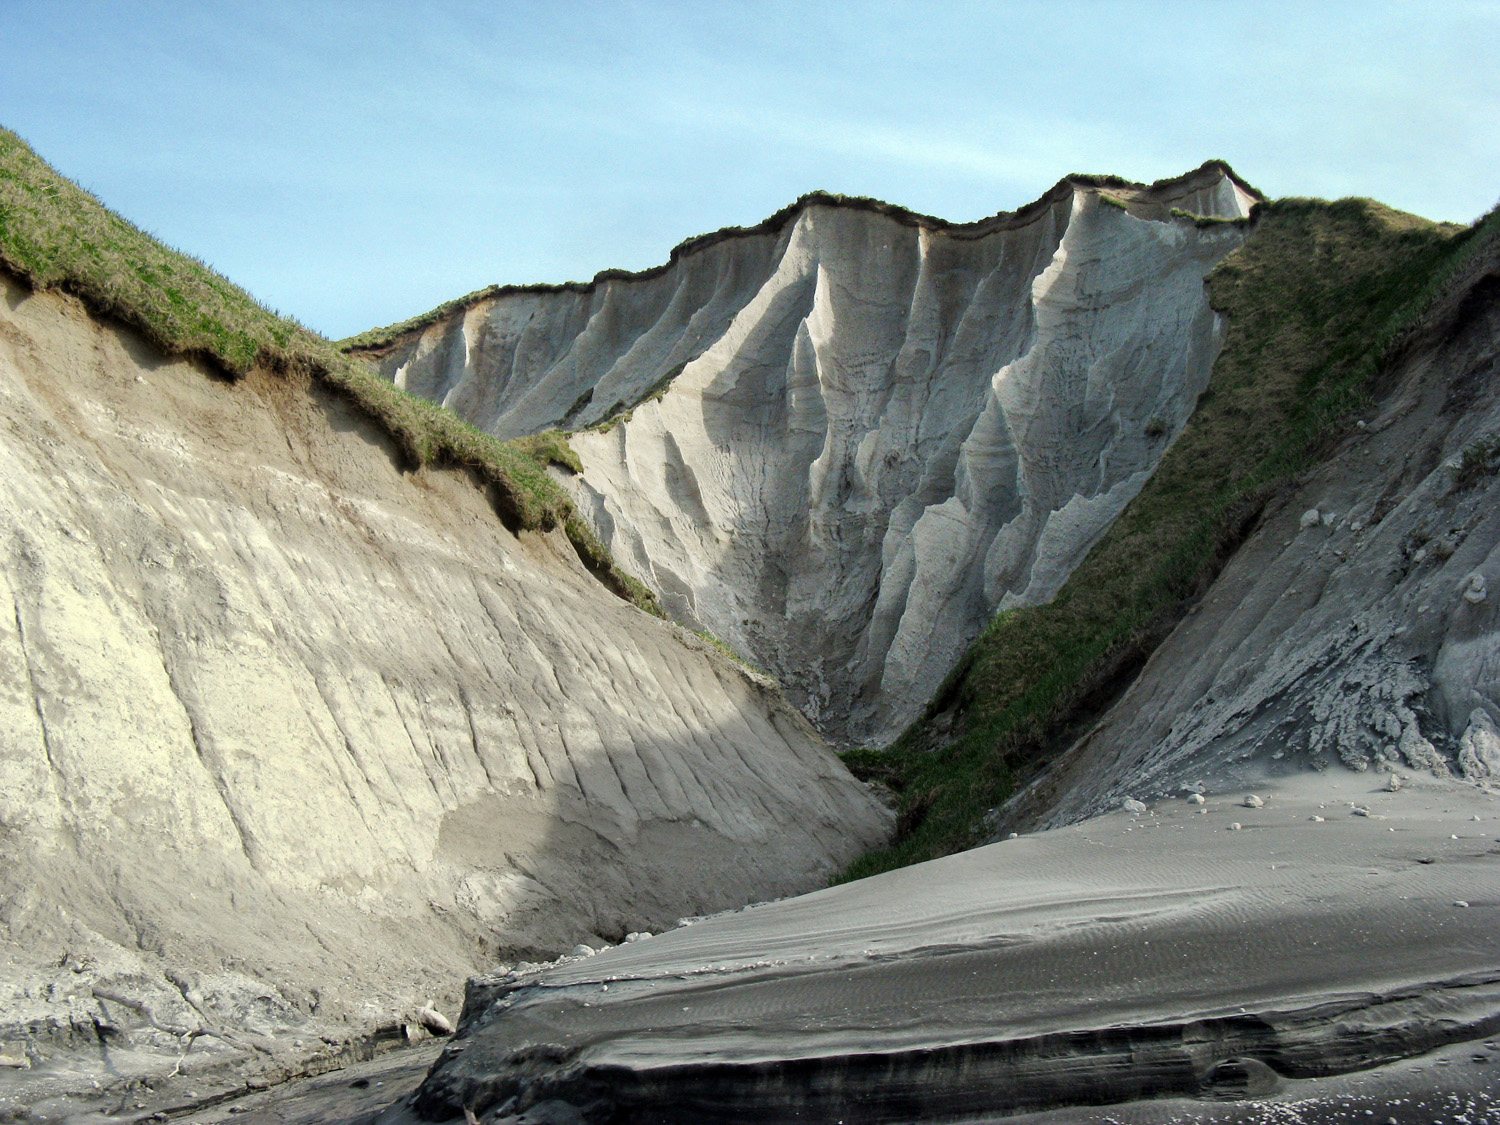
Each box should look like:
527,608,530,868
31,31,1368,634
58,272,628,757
0,273,889,1079
359,167,1256,744
1016,239,1500,826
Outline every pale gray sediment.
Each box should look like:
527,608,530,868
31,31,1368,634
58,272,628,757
357,166,1256,744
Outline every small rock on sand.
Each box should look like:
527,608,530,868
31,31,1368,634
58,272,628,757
1463,573,1488,604
1310,815,1325,822
1122,798,1148,815
1454,901,1471,908
1244,794,1264,808
1228,822,1242,831
1387,773,1403,792
625,931,653,943
1187,792,1205,805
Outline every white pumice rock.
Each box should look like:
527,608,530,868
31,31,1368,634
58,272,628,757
1122,798,1148,815
1463,572,1488,604
1300,508,1322,530
362,169,1252,744
1187,792,1206,805
415,1006,454,1037
1228,822,1242,831
1244,794,1265,808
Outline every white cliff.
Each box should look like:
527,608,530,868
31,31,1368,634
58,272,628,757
0,273,890,1076
358,164,1257,744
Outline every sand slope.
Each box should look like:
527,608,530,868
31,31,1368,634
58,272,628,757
403,773,1498,1122
0,272,889,1113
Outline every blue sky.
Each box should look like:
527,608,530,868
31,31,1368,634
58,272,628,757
4,1,1497,338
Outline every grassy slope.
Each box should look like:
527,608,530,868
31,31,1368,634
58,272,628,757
0,127,660,615
842,196,1500,880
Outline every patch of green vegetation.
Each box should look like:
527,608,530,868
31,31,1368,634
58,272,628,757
1098,193,1129,211
337,284,506,353
0,126,660,611
840,194,1500,882
562,513,665,617
1450,433,1500,492
561,387,594,426
585,359,693,435
1169,207,1252,228
508,428,583,474
692,629,773,679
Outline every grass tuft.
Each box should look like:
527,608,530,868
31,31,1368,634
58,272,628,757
1450,434,1500,492
0,126,659,610
839,194,1500,881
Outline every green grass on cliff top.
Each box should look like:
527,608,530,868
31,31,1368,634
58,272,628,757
0,126,659,614
841,193,1500,880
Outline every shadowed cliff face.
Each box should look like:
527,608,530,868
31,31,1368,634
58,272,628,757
357,168,1256,744
0,273,890,1092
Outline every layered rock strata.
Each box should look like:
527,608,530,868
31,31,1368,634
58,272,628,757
0,273,889,1082
354,165,1258,744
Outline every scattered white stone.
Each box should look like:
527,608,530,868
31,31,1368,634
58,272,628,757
624,931,653,943
1351,806,1372,817
1122,798,1148,815
1300,508,1322,530
570,944,597,958
1309,815,1325,822
1455,901,1470,908
1321,511,1337,528
1350,518,1365,532
1007,831,1019,840
1244,794,1264,808
1228,822,1242,831
1463,573,1488,604
1387,773,1403,792
1187,792,1205,805
414,1006,454,1037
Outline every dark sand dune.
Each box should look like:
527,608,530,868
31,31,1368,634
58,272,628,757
395,773,1499,1123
